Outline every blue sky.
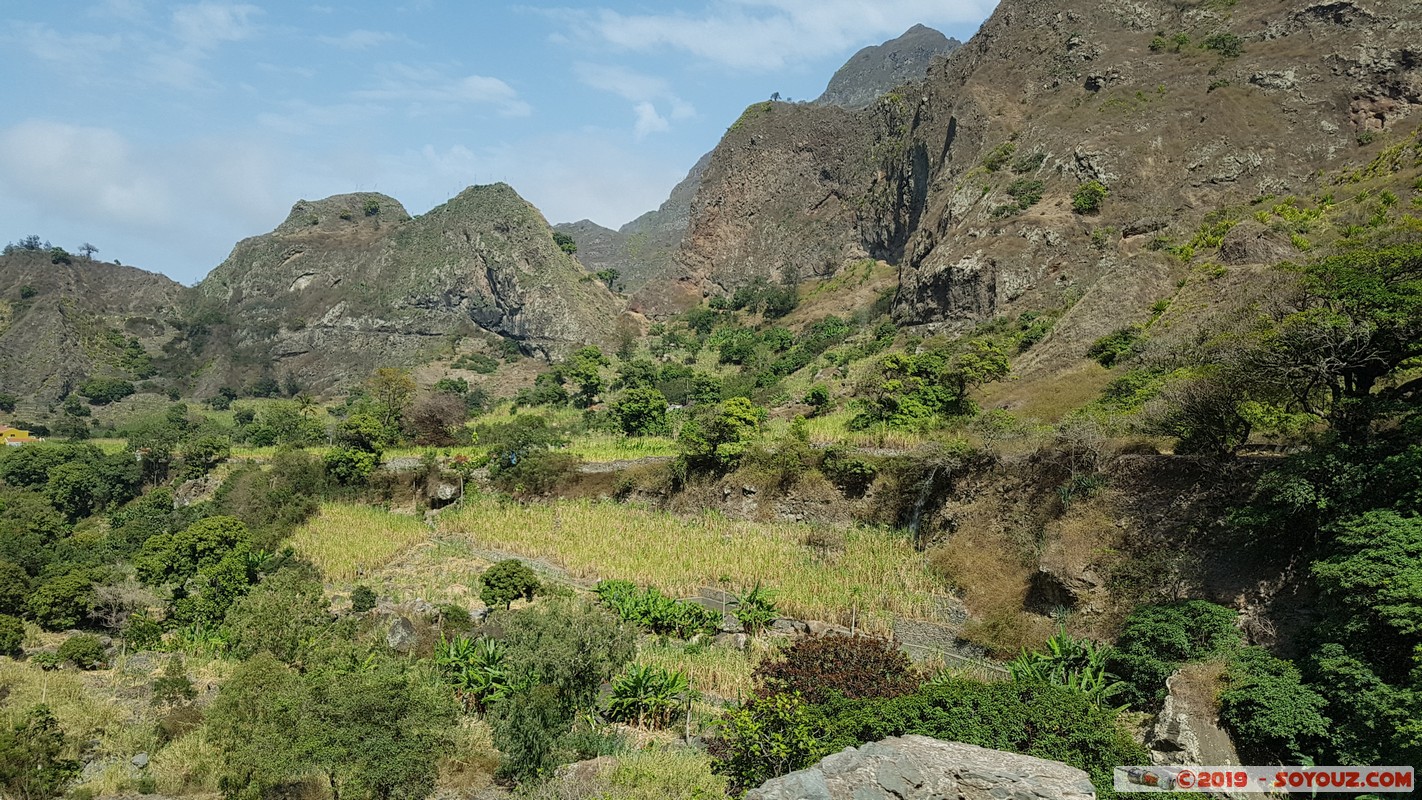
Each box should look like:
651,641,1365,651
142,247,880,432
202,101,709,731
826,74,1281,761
1,1,996,284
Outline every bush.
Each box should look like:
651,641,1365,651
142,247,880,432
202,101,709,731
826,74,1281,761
57,633,107,669
0,613,23,657
0,560,29,617
1109,601,1240,709
733,582,777,637
803,384,831,415
755,634,918,705
0,706,80,800
1219,647,1328,762
1072,181,1109,215
1201,32,1244,57
1086,327,1141,368
1006,178,1046,210
708,692,820,793
351,584,377,612
323,447,378,486
122,611,164,651
480,560,540,609
494,597,636,712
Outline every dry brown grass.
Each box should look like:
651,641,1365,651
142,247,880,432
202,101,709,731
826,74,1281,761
978,360,1115,424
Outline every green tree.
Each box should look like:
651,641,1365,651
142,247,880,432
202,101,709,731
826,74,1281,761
77,377,135,405
803,384,831,416
678,397,764,472
27,573,94,631
224,564,331,664
323,447,378,486
0,706,80,800
494,598,636,712
135,515,252,585
368,368,417,430
1313,510,1422,636
0,559,31,616
479,560,540,610
1219,647,1328,762
562,347,610,408
56,634,107,669
488,683,567,782
611,387,670,436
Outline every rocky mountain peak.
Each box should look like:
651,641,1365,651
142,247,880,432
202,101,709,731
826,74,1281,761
816,23,961,110
275,192,410,235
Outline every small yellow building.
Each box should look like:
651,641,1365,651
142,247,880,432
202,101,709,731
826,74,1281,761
0,425,41,446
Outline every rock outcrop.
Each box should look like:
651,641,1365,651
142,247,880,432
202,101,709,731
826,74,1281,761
196,184,622,392
817,24,962,110
1150,664,1242,767
746,736,1097,800
638,0,1422,358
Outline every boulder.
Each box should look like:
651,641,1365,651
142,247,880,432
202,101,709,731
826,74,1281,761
385,616,418,654
746,736,1097,800
131,752,150,769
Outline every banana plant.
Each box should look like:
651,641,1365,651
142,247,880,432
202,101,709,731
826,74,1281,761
1007,627,1127,710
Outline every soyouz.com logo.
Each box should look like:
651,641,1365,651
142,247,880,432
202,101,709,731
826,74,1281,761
1114,766,1415,793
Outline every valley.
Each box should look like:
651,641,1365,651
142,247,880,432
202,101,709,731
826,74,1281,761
1,1,1420,799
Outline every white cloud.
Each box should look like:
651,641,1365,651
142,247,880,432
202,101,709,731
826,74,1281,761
632,102,669,138
574,62,695,137
354,64,533,117
172,2,262,52
0,120,174,229
318,29,405,50
550,0,994,71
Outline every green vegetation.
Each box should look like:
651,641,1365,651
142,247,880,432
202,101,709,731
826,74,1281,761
479,559,540,609
1072,181,1109,215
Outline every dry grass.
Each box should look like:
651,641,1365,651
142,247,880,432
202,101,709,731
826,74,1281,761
978,361,1115,424
290,503,432,580
635,639,774,702
365,539,494,607
564,434,678,462
435,497,940,634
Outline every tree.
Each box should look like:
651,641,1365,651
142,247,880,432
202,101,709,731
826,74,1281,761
0,560,29,616
0,706,80,800
1219,647,1328,762
803,385,831,416
755,634,917,705
552,231,578,254
224,564,331,664
323,447,378,486
678,397,764,472
595,268,620,290
135,515,252,585
479,560,539,609
562,347,610,408
1312,510,1422,636
367,368,417,430
0,614,23,657
78,243,98,260
337,412,391,454
77,377,135,405
611,387,669,436
56,634,107,669
494,597,636,712
27,573,94,631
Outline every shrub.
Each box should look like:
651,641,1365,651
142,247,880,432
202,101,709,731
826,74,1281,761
1219,647,1328,762
323,447,378,486
708,692,820,793
152,657,198,706
982,141,1017,172
0,706,80,800
1007,628,1125,708
362,198,380,216
1201,32,1244,58
755,634,917,705
350,584,377,612
1086,327,1141,368
480,560,540,609
0,613,23,657
488,683,567,782
821,447,879,497
1007,178,1046,210
802,384,831,415
57,633,107,669
122,611,164,651
1072,181,1108,215
1110,601,1240,709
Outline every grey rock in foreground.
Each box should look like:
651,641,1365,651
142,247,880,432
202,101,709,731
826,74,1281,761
746,736,1096,800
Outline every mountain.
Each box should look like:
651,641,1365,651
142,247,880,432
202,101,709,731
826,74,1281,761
553,152,711,294
816,23,962,110
635,0,1422,367
193,185,621,393
556,25,956,299
0,250,183,405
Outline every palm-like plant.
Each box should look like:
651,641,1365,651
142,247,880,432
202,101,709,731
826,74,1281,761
1007,627,1127,709
437,635,509,713
734,582,778,638
606,664,689,728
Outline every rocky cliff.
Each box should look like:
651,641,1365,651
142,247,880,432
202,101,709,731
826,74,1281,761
817,24,962,110
0,252,183,404
746,736,1097,800
636,0,1422,362
196,185,621,391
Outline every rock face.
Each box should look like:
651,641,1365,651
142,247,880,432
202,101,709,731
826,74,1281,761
817,24,962,110
0,253,184,404
1150,664,1242,767
638,0,1422,357
746,736,1097,800
197,185,622,392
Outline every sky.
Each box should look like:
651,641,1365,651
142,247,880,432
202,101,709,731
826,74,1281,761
1,1,998,285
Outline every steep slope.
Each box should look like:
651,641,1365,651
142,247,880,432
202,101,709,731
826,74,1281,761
816,23,962,110
0,252,184,405
636,0,1422,363
196,186,621,392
